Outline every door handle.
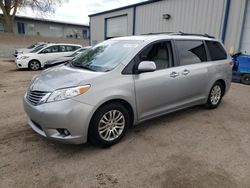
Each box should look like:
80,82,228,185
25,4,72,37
170,72,179,78
182,69,190,76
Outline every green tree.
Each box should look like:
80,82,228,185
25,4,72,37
0,0,64,33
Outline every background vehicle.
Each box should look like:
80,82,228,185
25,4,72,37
23,33,232,147
16,43,82,70
43,46,91,69
14,42,46,57
232,52,250,85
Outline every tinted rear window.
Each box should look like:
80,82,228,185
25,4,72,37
206,41,227,61
176,40,207,66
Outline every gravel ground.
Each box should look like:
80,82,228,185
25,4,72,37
1,59,250,188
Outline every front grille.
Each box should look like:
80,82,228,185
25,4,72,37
27,90,49,106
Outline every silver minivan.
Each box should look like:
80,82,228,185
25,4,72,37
23,34,233,147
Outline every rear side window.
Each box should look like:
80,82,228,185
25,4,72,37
66,45,76,52
41,45,59,53
59,45,80,52
74,46,81,50
206,41,227,60
59,45,67,52
175,40,207,66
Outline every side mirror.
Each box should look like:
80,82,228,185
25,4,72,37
138,61,156,73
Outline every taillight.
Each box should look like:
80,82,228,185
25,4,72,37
229,61,234,67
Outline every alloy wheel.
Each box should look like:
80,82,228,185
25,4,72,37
210,85,222,105
30,61,40,70
98,110,125,142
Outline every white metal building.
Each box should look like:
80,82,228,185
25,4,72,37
0,15,90,39
89,0,250,54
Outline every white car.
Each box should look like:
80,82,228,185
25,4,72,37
14,42,47,57
15,43,82,70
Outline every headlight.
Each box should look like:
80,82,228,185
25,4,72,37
18,56,29,60
46,85,90,103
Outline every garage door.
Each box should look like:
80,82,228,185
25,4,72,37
106,15,128,39
240,0,250,54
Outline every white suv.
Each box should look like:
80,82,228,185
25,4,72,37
15,43,82,70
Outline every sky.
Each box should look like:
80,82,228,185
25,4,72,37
16,0,147,25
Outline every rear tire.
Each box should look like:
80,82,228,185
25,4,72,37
88,102,130,147
206,82,223,109
241,74,250,85
29,60,41,71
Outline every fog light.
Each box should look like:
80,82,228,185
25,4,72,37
57,129,71,137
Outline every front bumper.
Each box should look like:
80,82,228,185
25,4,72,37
15,59,29,69
23,96,94,144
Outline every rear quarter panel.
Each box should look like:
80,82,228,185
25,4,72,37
206,58,232,97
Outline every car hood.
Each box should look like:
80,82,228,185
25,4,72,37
30,65,104,92
16,48,31,53
46,56,73,65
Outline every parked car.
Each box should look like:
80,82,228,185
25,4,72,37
16,43,82,70
14,42,47,57
232,52,250,85
23,33,232,147
43,46,92,69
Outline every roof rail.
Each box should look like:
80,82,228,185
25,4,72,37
141,32,176,35
175,31,215,39
141,31,215,39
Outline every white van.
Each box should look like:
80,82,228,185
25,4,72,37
15,43,82,70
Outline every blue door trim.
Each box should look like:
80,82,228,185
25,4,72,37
239,0,249,52
221,0,231,43
132,6,136,35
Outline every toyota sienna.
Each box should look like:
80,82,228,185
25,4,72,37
23,33,232,147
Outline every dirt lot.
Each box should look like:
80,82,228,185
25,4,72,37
0,59,250,188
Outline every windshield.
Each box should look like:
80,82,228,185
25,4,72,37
27,43,37,49
71,40,141,72
69,48,86,57
30,44,47,53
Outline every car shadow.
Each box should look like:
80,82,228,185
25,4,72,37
2,59,15,63
7,68,41,72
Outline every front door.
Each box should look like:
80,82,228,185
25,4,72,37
38,45,62,66
134,41,184,120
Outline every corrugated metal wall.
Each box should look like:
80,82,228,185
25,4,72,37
225,0,247,52
240,0,250,54
135,0,225,38
90,8,134,45
90,0,247,51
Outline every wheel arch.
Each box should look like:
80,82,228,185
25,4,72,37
215,79,226,96
87,98,135,141
91,98,134,126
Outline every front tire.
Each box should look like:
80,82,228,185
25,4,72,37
89,102,130,147
29,60,41,71
241,74,250,85
206,82,223,109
